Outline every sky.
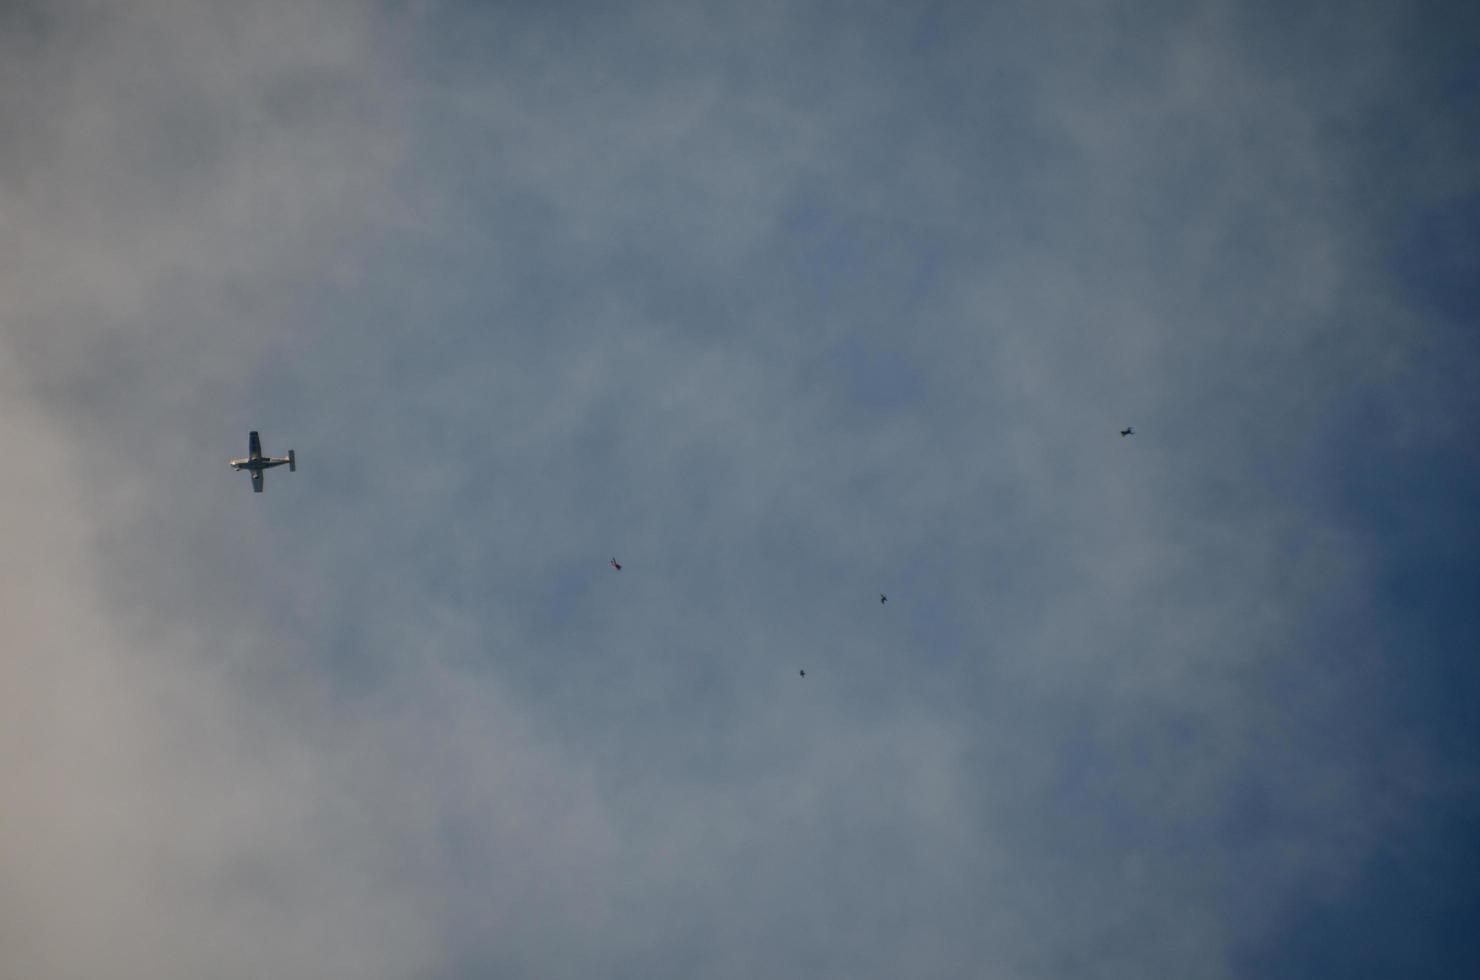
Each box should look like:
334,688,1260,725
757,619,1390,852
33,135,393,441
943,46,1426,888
2,0,1478,977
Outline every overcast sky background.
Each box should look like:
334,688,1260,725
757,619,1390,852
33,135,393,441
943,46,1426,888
2,1,1478,977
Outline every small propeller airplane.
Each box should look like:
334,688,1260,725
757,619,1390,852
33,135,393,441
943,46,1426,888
230,430,296,493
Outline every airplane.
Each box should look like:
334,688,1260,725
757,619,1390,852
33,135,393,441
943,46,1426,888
230,431,295,493
1120,427,1134,437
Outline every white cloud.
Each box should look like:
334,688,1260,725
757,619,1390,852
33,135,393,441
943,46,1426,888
3,0,1474,976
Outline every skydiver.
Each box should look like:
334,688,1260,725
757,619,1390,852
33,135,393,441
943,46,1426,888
799,669,806,678
610,557,622,571
1120,427,1134,437
880,593,887,605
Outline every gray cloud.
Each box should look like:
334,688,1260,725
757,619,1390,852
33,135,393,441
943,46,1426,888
3,1,1478,977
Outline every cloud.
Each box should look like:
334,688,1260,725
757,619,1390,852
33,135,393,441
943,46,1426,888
3,1,1477,977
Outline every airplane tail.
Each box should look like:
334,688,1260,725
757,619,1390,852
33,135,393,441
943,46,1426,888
288,449,297,472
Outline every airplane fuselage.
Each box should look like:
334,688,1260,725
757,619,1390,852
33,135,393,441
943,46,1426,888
230,457,290,472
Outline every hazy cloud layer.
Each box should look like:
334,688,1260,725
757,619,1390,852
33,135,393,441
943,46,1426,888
3,1,1478,977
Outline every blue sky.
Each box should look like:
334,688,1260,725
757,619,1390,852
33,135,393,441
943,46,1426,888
2,1,1478,977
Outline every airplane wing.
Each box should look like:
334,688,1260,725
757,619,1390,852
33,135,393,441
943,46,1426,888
249,431,263,460
252,469,264,493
